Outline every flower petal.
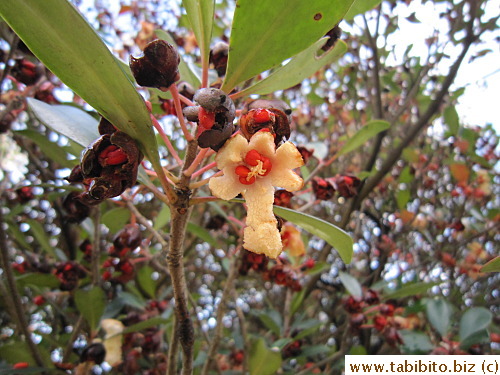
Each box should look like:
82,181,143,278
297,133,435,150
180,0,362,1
248,131,276,157
242,181,275,226
243,223,282,259
209,173,243,200
269,169,304,192
214,134,247,169
274,141,304,170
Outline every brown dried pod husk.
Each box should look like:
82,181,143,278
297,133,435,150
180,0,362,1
130,39,180,90
209,41,229,77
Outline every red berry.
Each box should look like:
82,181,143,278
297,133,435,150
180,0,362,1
33,295,45,306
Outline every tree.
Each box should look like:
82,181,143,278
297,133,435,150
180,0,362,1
0,0,498,374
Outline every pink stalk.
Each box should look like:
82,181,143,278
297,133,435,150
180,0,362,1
183,148,215,177
191,161,217,178
150,114,183,166
170,84,194,141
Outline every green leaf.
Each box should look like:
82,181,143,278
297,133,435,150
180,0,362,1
338,120,390,156
425,298,451,336
122,316,171,334
74,287,106,331
338,272,362,298
384,282,438,300
234,39,347,98
187,223,217,247
137,265,157,299
0,1,161,168
349,345,367,355
273,206,353,263
154,29,201,88
15,129,76,168
459,307,492,347
396,189,411,210
181,0,215,71
400,330,433,354
249,338,282,375
27,98,154,188
16,273,60,289
117,290,146,310
0,367,50,375
444,106,459,135
290,289,306,316
344,0,382,20
101,208,131,233
27,98,99,148
481,256,500,272
222,0,355,91
154,204,171,230
304,261,331,276
254,310,281,336
25,219,56,258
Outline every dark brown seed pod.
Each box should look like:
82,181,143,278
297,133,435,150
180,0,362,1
98,117,117,135
321,24,342,52
130,39,180,90
209,41,229,77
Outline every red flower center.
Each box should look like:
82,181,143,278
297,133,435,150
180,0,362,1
234,149,272,185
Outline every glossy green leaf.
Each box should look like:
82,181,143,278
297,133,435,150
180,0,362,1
249,338,282,375
444,106,459,135
27,98,99,149
16,273,60,289
15,129,76,169
384,282,438,300
338,272,362,298
154,204,171,230
0,0,161,168
27,98,154,188
425,298,451,336
155,29,201,88
74,287,106,331
182,0,215,71
400,330,433,354
459,307,492,345
187,222,217,247
137,265,157,299
101,208,131,233
290,289,306,316
274,206,353,263
481,256,500,272
344,0,382,20
397,189,411,210
338,120,390,156
122,317,171,335
234,39,347,98
254,310,281,336
222,0,354,91
304,261,331,276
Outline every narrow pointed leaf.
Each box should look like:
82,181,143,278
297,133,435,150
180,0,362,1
0,0,160,168
339,272,362,297
234,39,347,98
27,98,99,148
344,0,382,20
182,0,215,70
481,256,500,272
338,120,390,156
27,98,154,188
222,0,355,91
75,287,106,332
273,205,353,263
425,298,452,336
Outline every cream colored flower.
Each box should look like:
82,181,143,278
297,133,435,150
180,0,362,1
209,131,304,258
101,318,124,366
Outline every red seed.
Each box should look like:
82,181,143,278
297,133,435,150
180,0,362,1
252,109,274,123
13,363,30,369
235,165,251,177
99,145,128,165
198,107,215,130
239,176,255,185
244,149,261,166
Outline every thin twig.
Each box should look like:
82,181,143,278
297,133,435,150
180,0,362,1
0,208,47,369
200,253,240,375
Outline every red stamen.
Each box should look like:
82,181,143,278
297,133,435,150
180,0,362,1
235,165,251,177
239,176,256,185
244,149,261,166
